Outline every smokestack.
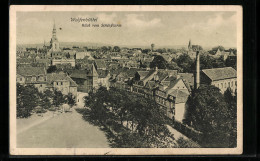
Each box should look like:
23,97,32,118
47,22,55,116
194,51,200,89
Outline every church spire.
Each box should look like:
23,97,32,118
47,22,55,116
188,39,192,51
52,20,56,39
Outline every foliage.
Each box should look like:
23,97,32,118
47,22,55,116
142,49,151,54
224,88,237,147
212,46,225,51
225,56,237,69
39,92,52,110
17,84,40,118
47,65,57,73
65,93,76,107
113,46,121,52
185,84,236,147
167,62,183,72
150,55,168,69
175,54,194,73
53,89,65,107
176,137,200,148
83,87,176,147
156,48,167,54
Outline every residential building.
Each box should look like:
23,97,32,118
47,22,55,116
46,72,78,96
52,58,76,67
16,67,47,92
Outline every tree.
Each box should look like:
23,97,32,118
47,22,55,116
53,89,65,107
199,54,214,69
224,88,237,147
39,92,52,110
17,84,40,118
101,46,108,53
65,93,76,108
176,54,193,73
113,46,121,52
185,85,236,147
212,46,225,51
213,56,226,68
142,49,151,54
150,55,168,69
225,56,237,69
47,65,57,73
167,62,183,72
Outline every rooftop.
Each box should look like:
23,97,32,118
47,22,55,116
202,67,237,81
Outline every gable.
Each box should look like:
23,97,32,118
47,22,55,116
172,79,187,90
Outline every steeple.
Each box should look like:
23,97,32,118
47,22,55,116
91,63,99,77
52,20,57,39
188,39,192,51
49,20,60,52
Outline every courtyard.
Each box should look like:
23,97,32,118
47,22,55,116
17,108,110,148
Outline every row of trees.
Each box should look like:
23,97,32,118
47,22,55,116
184,85,237,148
17,83,76,118
150,54,236,72
84,87,177,148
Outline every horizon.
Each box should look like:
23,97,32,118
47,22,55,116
16,41,236,50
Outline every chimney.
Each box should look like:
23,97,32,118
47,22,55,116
194,51,200,89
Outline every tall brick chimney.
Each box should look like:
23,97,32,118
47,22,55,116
194,51,200,89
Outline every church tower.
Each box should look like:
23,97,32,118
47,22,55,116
188,39,192,51
50,21,60,52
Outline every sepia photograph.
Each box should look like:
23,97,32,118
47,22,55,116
9,5,243,155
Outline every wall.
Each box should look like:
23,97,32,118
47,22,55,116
52,59,76,67
76,92,89,108
211,78,237,93
174,103,186,122
16,75,25,84
34,83,47,93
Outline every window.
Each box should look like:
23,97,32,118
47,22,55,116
228,82,230,87
235,81,237,86
61,82,63,85
56,82,58,85
20,78,22,81
224,83,226,88
221,83,223,88
231,81,233,87
40,84,42,87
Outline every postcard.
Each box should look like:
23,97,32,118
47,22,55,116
9,5,243,155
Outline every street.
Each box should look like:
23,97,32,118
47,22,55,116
17,109,110,148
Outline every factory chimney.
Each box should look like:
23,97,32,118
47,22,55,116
194,50,200,89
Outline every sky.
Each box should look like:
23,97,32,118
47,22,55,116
16,11,237,48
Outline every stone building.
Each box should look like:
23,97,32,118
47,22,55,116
200,67,237,93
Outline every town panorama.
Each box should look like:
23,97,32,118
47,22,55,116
16,19,237,149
